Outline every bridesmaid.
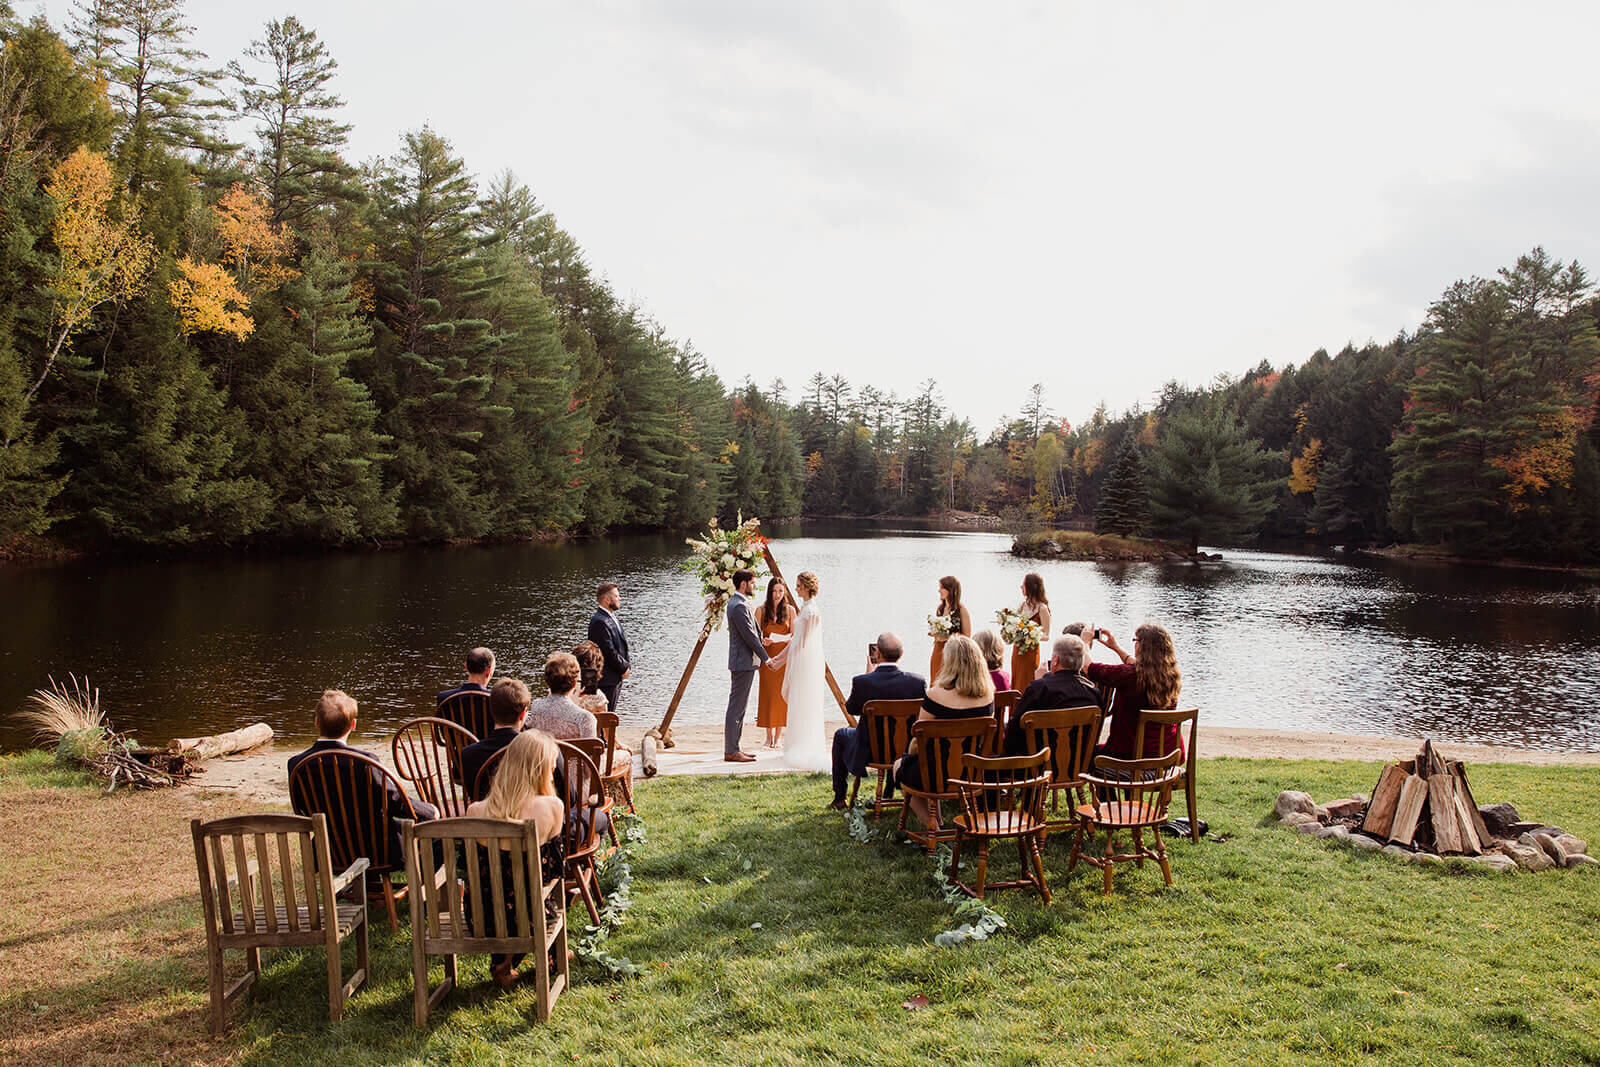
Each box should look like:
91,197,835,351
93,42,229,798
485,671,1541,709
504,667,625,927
1010,572,1052,686
755,577,792,748
929,575,973,681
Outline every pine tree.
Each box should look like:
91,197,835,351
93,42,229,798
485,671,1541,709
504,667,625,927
1095,432,1148,535
1147,405,1281,552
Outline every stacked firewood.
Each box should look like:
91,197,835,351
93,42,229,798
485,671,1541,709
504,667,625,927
1358,739,1490,854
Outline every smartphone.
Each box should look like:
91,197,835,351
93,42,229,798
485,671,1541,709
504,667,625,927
868,642,879,659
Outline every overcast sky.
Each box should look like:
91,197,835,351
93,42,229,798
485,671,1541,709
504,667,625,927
28,0,1600,433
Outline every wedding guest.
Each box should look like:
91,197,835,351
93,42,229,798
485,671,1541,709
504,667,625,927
460,678,531,800
572,640,633,793
1005,634,1102,754
525,652,598,740
930,575,973,680
1088,623,1184,761
437,646,495,704
827,632,926,809
975,629,1011,692
755,577,793,749
1011,573,1052,686
894,635,994,831
586,583,631,711
465,728,565,989
287,689,438,860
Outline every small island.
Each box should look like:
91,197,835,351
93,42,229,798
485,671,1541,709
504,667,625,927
1010,529,1220,563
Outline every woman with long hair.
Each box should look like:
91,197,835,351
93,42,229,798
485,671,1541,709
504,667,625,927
974,628,1011,692
894,634,994,831
465,729,565,988
767,571,828,771
1011,572,1052,686
930,575,973,681
754,577,792,748
1087,622,1183,760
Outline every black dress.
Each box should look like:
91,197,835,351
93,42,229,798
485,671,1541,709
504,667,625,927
894,694,994,792
470,834,566,969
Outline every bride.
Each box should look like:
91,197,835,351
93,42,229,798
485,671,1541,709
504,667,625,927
767,570,828,772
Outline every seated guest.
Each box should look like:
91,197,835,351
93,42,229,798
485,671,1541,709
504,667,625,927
465,728,565,989
438,646,496,704
974,629,1011,692
828,632,926,809
287,689,438,862
459,678,531,799
1005,634,1103,755
892,635,994,830
1087,623,1184,761
572,640,633,790
525,652,598,740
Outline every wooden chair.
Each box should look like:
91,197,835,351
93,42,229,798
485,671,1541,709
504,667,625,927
949,751,1053,902
392,717,477,818
289,749,419,931
472,747,507,805
896,716,995,853
556,741,607,926
1017,705,1102,834
1135,707,1201,842
191,813,369,1033
401,817,567,1027
436,689,493,739
1069,750,1184,894
593,711,636,814
989,689,1022,754
568,736,619,850
847,698,920,816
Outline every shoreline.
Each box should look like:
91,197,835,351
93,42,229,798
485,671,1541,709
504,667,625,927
177,722,1600,807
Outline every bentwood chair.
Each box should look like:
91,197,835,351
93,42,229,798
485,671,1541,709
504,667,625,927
401,817,567,1027
593,711,636,814
436,690,493,740
191,813,369,1032
1134,707,1201,842
897,716,995,853
472,748,508,804
848,698,921,816
1017,705,1102,835
989,690,1022,753
948,751,1053,902
1070,750,1184,895
568,737,620,850
556,741,607,926
392,717,478,818
289,750,420,930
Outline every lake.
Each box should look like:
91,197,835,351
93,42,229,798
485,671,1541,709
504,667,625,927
3,522,1598,754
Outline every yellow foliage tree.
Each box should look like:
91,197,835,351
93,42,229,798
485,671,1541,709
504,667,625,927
26,147,154,403
212,184,297,292
1288,437,1323,495
168,257,253,340
1497,410,1578,512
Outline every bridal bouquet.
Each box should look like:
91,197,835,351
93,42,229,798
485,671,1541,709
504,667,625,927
683,516,766,635
996,607,1045,653
927,614,954,640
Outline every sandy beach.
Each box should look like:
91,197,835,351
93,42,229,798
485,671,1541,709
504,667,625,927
182,721,1600,806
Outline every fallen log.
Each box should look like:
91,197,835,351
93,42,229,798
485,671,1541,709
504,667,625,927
167,722,274,759
640,728,660,779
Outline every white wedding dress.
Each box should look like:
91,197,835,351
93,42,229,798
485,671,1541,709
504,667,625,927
781,596,829,772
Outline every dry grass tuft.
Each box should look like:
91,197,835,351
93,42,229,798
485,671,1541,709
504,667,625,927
18,673,104,744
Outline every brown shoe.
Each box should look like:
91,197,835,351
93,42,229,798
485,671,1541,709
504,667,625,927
827,800,848,811
724,752,756,763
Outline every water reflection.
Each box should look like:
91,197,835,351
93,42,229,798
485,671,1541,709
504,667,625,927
1,528,1597,753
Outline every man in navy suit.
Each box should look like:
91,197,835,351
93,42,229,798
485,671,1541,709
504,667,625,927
437,646,495,705
829,632,926,808
724,569,770,762
459,678,530,800
586,583,630,711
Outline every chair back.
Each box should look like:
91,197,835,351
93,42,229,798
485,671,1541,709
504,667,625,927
860,698,921,767
290,750,416,875
1082,749,1184,826
951,751,1051,838
556,741,605,857
988,690,1022,754
436,689,493,739
191,812,338,944
906,716,994,798
1019,705,1101,788
402,816,556,951
392,717,477,817
594,711,623,775
473,747,508,804
568,736,608,776
1134,707,1198,778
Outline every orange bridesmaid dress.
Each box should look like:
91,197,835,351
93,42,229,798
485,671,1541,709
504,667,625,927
756,616,792,729
930,637,946,683
1009,605,1044,690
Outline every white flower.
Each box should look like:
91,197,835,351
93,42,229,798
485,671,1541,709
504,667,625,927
721,553,735,568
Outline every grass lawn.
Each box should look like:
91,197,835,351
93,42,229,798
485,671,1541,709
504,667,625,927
4,752,1600,1065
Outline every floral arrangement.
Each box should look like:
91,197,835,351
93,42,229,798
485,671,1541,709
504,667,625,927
996,607,1045,654
927,613,954,640
683,516,766,635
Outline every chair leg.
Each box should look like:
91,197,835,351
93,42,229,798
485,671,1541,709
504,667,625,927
411,916,429,1027
1133,826,1146,869
382,876,400,932
207,943,226,1035
1187,777,1200,844
621,773,637,815
572,869,602,926
949,832,962,887
1067,822,1084,873
1028,835,1051,904
327,932,344,1023
1102,830,1117,895
973,841,989,899
1156,834,1173,886
356,915,370,993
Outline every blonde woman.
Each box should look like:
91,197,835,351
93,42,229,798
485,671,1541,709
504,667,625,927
766,570,828,771
1087,622,1184,761
465,729,565,988
892,634,994,829
974,629,1011,692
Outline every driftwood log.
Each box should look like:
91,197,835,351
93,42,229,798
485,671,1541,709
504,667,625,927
640,729,660,778
168,722,274,759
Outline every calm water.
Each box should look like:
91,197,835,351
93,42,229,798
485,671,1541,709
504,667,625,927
3,523,1599,753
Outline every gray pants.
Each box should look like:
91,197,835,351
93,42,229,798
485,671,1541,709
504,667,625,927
725,668,757,754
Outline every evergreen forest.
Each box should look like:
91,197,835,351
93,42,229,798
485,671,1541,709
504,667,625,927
2,4,1598,563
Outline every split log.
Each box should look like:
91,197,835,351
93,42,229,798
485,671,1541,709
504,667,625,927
640,729,660,779
1428,775,1462,853
1451,786,1483,855
167,722,273,759
1362,764,1408,838
1450,762,1492,845
1389,776,1429,846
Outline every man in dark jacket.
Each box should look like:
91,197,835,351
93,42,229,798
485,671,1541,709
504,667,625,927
459,678,531,800
1005,634,1103,755
828,632,926,808
586,583,630,711
436,646,495,705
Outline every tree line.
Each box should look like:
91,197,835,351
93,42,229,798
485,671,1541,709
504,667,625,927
1,4,1596,563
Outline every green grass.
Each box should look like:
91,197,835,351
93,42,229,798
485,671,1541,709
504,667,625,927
0,748,98,790
10,756,1600,1064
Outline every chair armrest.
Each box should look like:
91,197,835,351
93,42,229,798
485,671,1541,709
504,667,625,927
331,857,371,896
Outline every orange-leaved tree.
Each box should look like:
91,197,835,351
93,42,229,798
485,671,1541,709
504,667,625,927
168,185,297,339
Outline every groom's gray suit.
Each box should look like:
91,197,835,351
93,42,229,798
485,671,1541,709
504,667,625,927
725,591,771,754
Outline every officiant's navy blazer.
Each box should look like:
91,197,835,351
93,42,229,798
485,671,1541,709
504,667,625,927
587,608,630,689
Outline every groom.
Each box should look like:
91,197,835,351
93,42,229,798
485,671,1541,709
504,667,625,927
724,569,771,763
